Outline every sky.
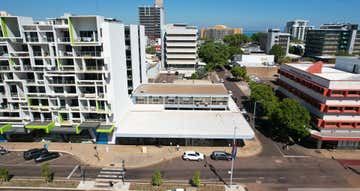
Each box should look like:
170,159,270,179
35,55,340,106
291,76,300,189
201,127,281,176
2,0,360,31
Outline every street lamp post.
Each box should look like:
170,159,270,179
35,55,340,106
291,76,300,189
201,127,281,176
229,126,237,187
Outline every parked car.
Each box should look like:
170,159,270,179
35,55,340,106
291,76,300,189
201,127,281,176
210,151,232,160
23,148,48,160
0,148,9,155
35,152,60,163
182,151,205,161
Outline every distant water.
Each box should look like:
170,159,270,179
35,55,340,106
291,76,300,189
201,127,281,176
243,31,261,37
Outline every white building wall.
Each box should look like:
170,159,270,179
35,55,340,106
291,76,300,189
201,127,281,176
102,22,130,129
130,25,141,89
139,25,148,83
241,54,274,63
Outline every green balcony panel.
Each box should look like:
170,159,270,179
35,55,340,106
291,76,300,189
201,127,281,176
0,17,8,37
68,18,75,43
0,124,12,134
96,124,115,133
25,121,55,134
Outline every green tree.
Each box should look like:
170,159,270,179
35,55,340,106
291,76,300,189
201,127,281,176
190,171,201,187
231,66,247,79
289,45,304,56
151,170,163,186
249,83,279,117
146,46,156,54
250,32,266,44
0,168,9,182
198,42,230,68
223,34,249,47
269,44,285,63
227,46,243,57
41,163,53,183
271,98,311,140
278,56,293,64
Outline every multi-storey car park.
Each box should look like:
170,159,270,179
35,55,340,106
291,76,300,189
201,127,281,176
0,13,146,144
278,57,360,149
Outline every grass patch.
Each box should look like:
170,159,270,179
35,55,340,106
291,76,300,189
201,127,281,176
0,179,79,188
130,183,224,191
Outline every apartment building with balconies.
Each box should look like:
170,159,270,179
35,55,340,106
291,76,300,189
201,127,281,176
304,23,360,59
0,12,146,144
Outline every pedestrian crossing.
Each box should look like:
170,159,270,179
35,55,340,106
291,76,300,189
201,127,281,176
94,167,125,188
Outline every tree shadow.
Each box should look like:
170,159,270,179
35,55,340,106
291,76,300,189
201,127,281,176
204,161,228,186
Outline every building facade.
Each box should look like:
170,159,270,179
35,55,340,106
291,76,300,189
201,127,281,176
0,13,146,143
138,0,165,43
264,29,290,55
278,57,360,149
285,20,313,41
200,25,242,41
305,23,360,58
165,24,197,76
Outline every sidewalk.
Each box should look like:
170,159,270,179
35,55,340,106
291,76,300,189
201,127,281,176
292,144,360,160
0,137,262,168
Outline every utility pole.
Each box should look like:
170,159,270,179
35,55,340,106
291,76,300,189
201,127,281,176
253,101,257,128
229,126,237,187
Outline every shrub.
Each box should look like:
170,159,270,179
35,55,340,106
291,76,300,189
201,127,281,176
191,171,201,187
151,170,162,186
41,163,54,183
0,168,9,182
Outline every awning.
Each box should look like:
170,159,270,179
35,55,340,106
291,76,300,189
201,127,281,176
51,126,77,134
25,121,55,134
311,130,360,141
96,124,115,133
0,124,12,134
76,122,100,134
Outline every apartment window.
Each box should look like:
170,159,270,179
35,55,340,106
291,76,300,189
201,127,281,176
72,113,80,119
43,113,52,120
165,97,176,104
149,96,162,104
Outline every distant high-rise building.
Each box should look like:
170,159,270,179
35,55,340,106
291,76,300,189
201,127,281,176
138,0,165,43
165,24,197,76
200,25,242,41
285,20,313,41
305,23,360,58
264,29,290,55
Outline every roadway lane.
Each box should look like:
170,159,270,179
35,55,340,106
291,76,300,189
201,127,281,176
0,151,100,179
126,156,353,187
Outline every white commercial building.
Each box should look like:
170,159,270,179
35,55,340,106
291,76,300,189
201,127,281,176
165,24,198,77
285,20,313,41
114,83,255,145
0,12,146,144
231,54,275,67
278,57,360,149
265,29,290,55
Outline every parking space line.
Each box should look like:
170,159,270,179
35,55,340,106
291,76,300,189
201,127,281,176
67,165,79,179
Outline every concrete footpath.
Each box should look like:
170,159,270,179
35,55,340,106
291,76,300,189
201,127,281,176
0,137,262,168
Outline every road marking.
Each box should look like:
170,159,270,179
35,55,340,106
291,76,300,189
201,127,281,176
273,142,310,158
100,171,123,175
67,165,79,179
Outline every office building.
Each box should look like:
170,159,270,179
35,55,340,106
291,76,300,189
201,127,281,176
114,83,254,145
278,57,360,149
285,20,313,41
200,25,242,41
165,24,197,76
264,29,290,55
305,23,360,58
0,12,146,144
138,0,165,44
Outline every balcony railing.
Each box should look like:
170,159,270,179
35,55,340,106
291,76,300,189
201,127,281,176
77,51,101,57
26,37,39,42
43,37,54,42
33,51,42,56
0,66,10,70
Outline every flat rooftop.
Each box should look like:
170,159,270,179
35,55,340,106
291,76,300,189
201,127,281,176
133,83,228,96
286,63,360,81
115,110,254,139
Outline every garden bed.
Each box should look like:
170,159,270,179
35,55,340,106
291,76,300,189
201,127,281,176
129,183,225,191
0,179,79,188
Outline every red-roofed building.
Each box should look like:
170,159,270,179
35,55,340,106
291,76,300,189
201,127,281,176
278,57,360,149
